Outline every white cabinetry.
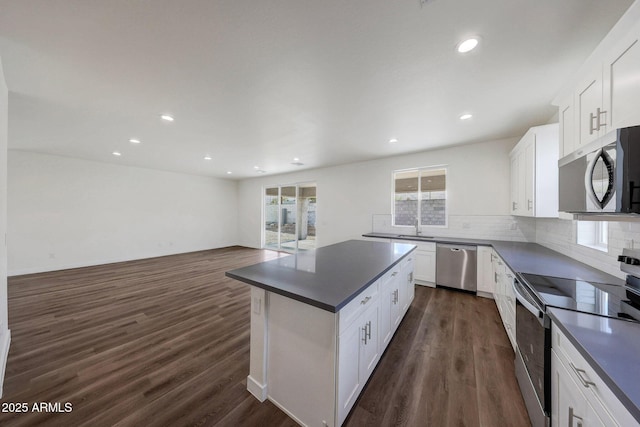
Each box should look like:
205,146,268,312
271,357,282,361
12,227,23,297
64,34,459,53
491,250,516,350
411,241,436,286
551,324,638,427
476,246,494,297
509,123,559,218
555,2,640,157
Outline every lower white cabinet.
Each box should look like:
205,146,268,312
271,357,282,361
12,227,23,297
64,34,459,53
476,246,495,297
411,242,436,286
491,250,516,350
337,300,380,425
551,324,638,427
551,349,613,427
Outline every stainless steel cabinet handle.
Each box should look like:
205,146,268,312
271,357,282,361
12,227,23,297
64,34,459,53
361,296,371,305
391,272,398,277
597,107,607,130
569,407,583,427
590,111,598,134
366,321,372,341
362,325,368,345
570,363,596,388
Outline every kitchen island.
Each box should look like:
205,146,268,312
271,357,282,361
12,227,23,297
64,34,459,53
226,239,416,426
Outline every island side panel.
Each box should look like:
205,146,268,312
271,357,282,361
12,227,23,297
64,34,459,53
247,286,269,401
267,292,337,427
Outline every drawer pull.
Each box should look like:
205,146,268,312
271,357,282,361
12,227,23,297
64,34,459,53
570,363,596,388
361,296,372,305
569,406,583,427
391,272,398,277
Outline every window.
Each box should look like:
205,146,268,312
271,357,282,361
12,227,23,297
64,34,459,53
393,167,447,227
576,221,608,252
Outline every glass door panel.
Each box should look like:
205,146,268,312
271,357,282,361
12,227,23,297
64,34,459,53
264,187,279,250
279,186,297,251
263,183,316,252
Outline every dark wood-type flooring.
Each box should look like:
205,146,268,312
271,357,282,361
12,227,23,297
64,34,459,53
0,247,529,426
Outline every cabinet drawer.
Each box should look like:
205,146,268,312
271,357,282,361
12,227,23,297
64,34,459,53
338,279,380,335
552,325,637,427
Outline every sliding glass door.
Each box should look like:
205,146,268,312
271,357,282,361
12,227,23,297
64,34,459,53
263,183,316,252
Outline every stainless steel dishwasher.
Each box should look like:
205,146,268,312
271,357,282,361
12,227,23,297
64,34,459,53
436,243,477,292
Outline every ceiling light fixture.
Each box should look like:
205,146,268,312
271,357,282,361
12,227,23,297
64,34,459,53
389,138,399,144
459,113,473,120
293,157,300,162
112,151,122,156
204,155,212,160
457,38,479,53
129,138,141,144
161,114,174,122
226,171,232,175
254,166,260,170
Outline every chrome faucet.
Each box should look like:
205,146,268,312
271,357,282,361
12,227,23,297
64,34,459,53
415,219,422,236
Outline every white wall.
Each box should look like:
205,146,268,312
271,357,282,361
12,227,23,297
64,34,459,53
530,218,640,280
0,57,11,398
238,137,526,248
8,151,238,275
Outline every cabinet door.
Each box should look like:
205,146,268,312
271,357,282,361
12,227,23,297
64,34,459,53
414,250,435,284
337,320,362,425
477,246,494,294
551,350,613,427
401,258,414,311
510,152,520,214
359,304,380,383
576,71,604,147
524,136,535,216
559,99,576,157
604,29,640,130
379,281,393,350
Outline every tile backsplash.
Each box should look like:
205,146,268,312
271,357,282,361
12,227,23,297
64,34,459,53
528,217,640,280
372,214,528,242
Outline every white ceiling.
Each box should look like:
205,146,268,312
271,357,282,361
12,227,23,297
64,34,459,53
0,0,634,179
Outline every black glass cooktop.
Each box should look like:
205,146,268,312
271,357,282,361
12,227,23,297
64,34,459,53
520,273,640,321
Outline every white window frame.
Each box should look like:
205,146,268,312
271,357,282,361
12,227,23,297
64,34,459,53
391,165,448,229
576,220,608,253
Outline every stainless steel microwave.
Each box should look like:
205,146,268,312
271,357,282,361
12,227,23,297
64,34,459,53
559,126,640,216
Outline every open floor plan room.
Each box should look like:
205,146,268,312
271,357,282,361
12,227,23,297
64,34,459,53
0,247,527,427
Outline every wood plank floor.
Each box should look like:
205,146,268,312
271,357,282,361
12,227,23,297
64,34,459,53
0,247,529,427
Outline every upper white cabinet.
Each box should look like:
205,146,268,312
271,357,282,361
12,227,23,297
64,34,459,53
555,1,640,157
603,28,640,131
509,123,559,217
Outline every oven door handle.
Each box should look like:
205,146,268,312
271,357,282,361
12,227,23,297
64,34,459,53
512,280,545,324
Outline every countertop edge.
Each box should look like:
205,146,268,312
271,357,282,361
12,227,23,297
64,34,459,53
548,309,640,424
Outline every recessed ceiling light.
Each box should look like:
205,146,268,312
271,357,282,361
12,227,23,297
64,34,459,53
459,113,473,120
204,155,212,160
257,170,266,174
293,157,300,162
129,138,141,144
389,138,399,144
457,38,479,53
112,151,122,156
161,114,174,122
254,166,260,170
226,171,232,175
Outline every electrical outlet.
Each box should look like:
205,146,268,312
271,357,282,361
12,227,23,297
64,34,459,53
625,239,635,249
462,222,470,229
510,222,517,230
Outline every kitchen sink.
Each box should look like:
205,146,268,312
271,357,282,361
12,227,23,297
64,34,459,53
397,234,435,239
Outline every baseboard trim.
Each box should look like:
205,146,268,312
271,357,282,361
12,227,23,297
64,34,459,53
0,329,11,399
247,375,267,402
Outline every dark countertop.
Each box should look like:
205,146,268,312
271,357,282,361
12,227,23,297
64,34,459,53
225,239,416,312
363,233,624,286
548,308,640,423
